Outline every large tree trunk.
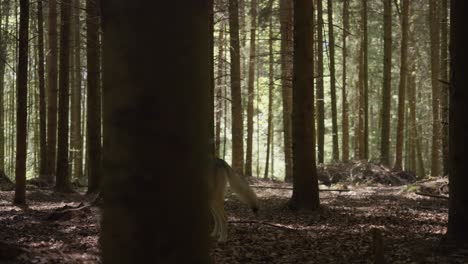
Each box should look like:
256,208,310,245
394,0,409,170
229,0,244,174
341,0,350,162
429,0,440,177
380,0,392,166
245,0,257,176
327,0,339,161
290,0,320,211
316,0,325,164
55,0,72,192
280,0,293,182
100,1,211,262
86,0,102,193
46,0,58,183
70,0,83,181
447,0,468,243
440,0,449,176
14,0,29,205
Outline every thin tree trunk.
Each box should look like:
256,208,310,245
46,0,58,183
86,0,102,193
394,0,409,170
357,0,368,160
215,22,225,158
14,0,29,205
37,0,47,180
380,0,392,166
362,0,369,159
0,0,11,172
341,0,350,162
440,0,449,176
209,0,215,156
429,0,440,177
264,6,274,180
71,0,83,181
228,0,244,174
245,0,257,176
290,0,320,211
280,0,293,182
327,0,339,161
316,0,325,164
56,0,72,192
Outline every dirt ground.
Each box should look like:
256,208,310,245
0,178,465,263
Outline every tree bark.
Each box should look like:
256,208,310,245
100,1,211,262
55,0,72,192
228,0,244,174
327,0,339,161
380,0,392,166
440,0,449,176
264,4,274,180
280,0,293,182
316,0,325,164
245,0,257,176
429,0,440,177
14,0,29,205
86,0,102,193
290,0,320,211
46,0,58,183
341,0,350,162
447,0,468,243
358,0,369,160
70,0,83,181
37,0,47,180
0,0,11,172
215,21,225,158
394,0,409,170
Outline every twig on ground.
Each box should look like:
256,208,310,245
415,192,449,200
250,185,350,192
228,220,300,231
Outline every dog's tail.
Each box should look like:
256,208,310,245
217,159,259,213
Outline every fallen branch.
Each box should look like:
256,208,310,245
228,220,299,231
249,185,350,192
415,192,449,200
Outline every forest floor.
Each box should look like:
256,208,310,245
0,162,466,263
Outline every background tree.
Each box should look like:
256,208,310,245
429,0,440,177
440,0,449,176
394,0,409,170
379,0,392,166
45,0,58,183
290,0,319,211
229,0,244,173
245,0,257,176
86,0,102,193
13,0,29,204
100,1,211,262
280,0,293,182
264,1,274,179
70,0,83,181
55,0,72,192
316,0,325,164
37,0,47,180
341,0,349,162
327,0,339,161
